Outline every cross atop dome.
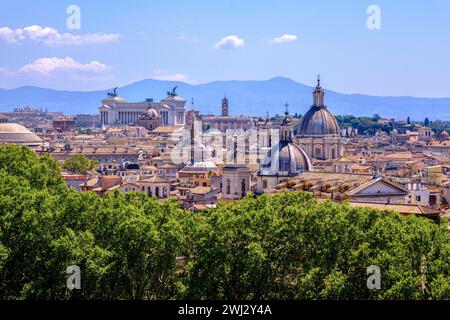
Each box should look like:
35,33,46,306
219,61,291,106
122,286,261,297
284,102,290,116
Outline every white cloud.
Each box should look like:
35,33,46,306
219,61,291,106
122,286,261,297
18,57,111,75
270,34,298,44
0,25,119,46
0,58,113,90
152,70,196,84
0,57,111,77
214,35,245,49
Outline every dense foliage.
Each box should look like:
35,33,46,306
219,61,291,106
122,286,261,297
1,145,450,300
62,155,98,174
336,115,393,136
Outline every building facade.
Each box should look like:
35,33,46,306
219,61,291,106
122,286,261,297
99,88,186,127
222,164,252,200
75,114,99,128
53,117,76,132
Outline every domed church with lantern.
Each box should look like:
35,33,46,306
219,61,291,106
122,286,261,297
294,76,344,160
256,107,313,193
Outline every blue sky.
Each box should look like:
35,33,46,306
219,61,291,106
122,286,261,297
0,0,449,97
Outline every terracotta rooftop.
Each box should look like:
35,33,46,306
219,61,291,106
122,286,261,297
190,186,214,195
349,202,442,216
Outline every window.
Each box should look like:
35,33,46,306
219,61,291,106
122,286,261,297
160,111,169,125
315,148,321,158
263,180,268,189
416,196,421,202
177,112,184,124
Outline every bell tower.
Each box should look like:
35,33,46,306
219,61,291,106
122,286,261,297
221,95,229,117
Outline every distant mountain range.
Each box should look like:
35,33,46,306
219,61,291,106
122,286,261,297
0,77,449,120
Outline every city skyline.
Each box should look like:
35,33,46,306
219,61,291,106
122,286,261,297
0,0,449,98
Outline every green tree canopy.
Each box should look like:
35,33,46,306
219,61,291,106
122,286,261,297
1,146,450,300
62,155,98,174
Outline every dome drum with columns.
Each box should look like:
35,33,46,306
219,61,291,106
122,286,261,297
294,76,344,160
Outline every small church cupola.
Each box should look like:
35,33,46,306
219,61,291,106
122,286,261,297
313,75,325,107
280,103,293,143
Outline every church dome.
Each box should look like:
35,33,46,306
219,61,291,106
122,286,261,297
296,106,340,136
260,109,313,177
0,123,43,146
439,130,449,140
142,108,160,119
295,77,340,136
260,142,312,176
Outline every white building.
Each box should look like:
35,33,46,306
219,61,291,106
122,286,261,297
418,126,433,142
347,178,409,204
99,88,186,127
139,175,171,199
222,164,252,200
405,182,431,206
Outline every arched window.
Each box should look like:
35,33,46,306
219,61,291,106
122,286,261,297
226,179,231,194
